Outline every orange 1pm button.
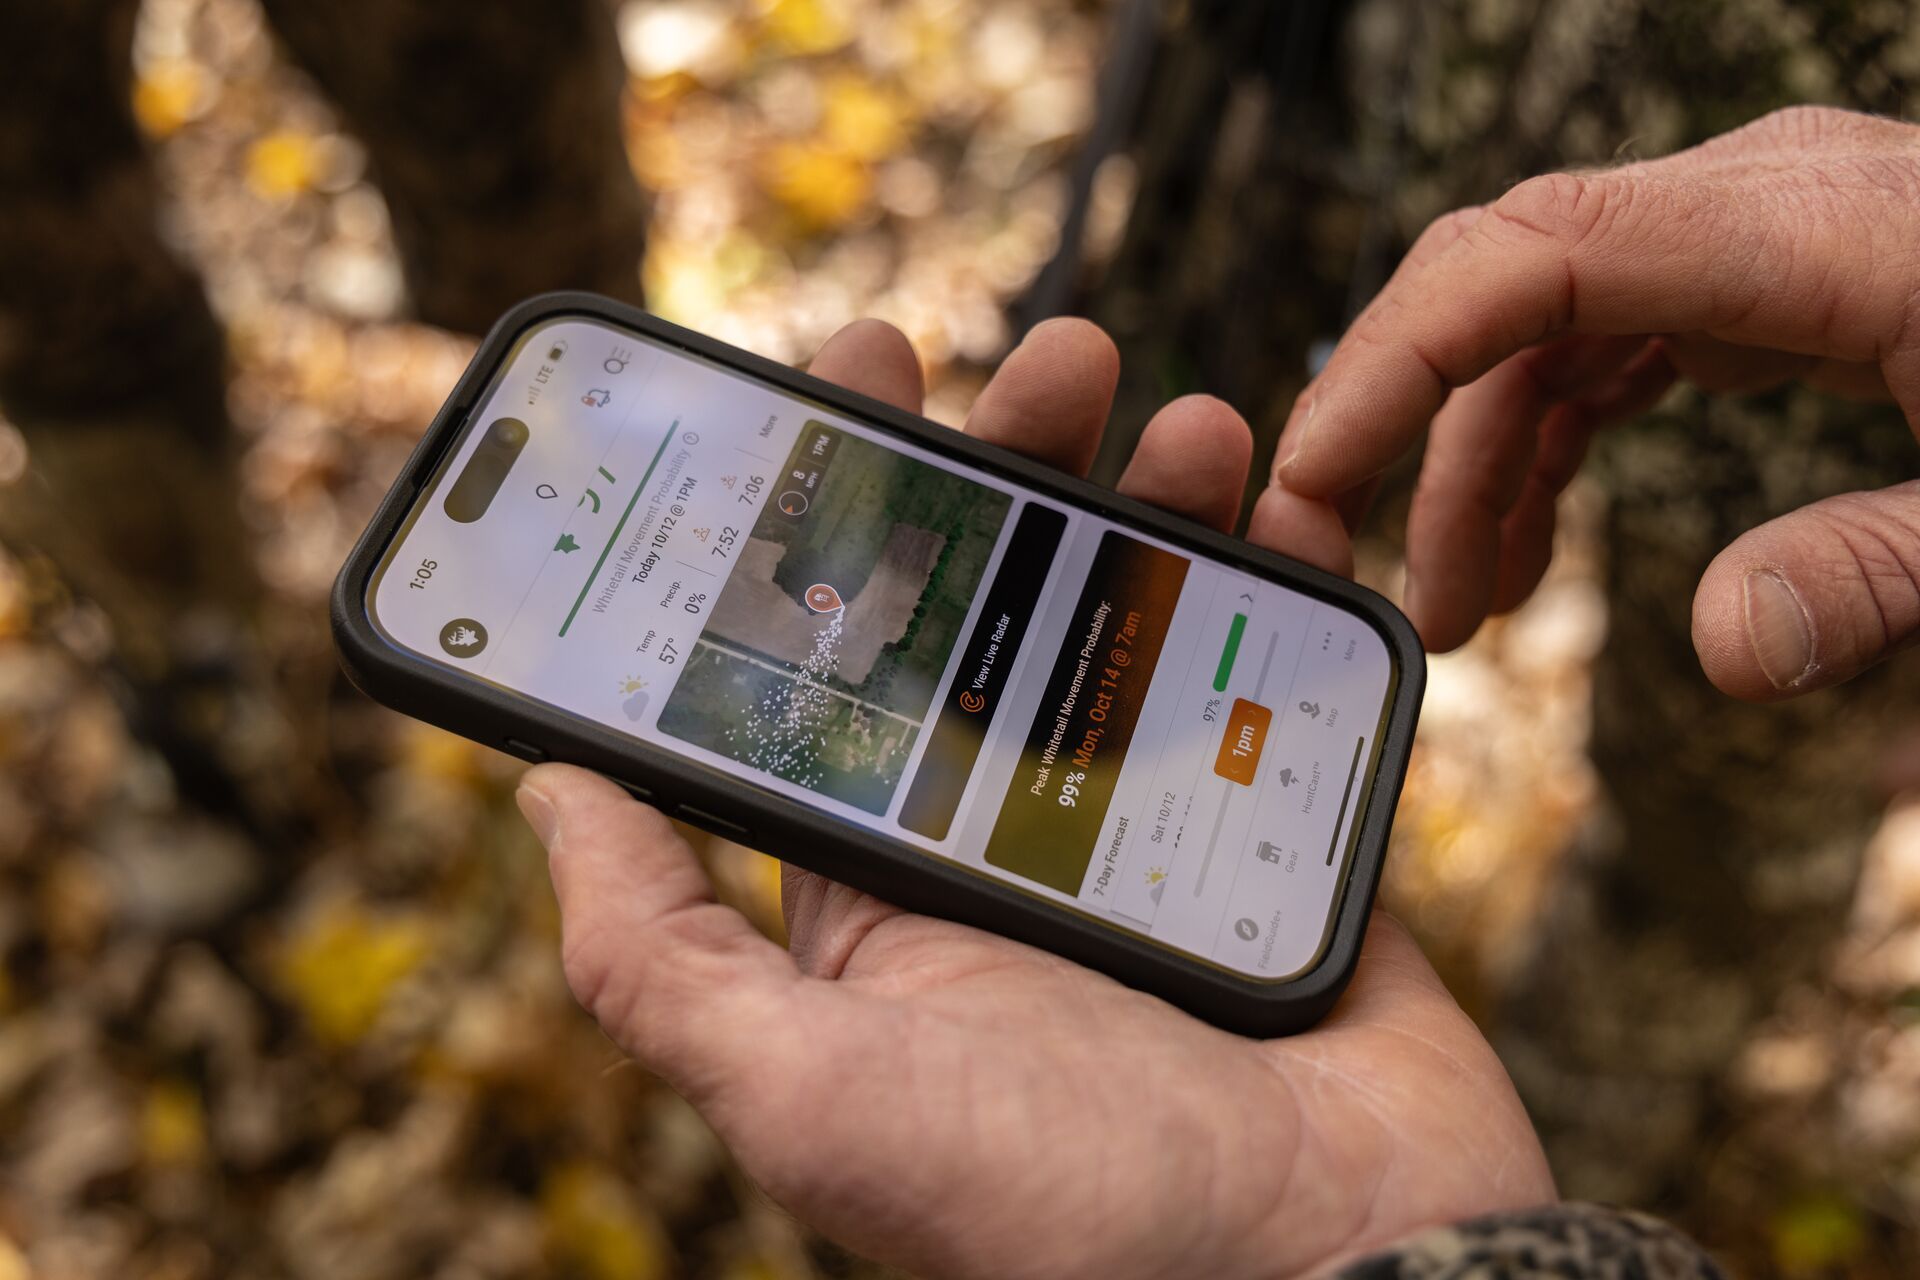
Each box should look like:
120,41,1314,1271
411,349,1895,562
1213,698,1272,786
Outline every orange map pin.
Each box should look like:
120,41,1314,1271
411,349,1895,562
805,583,843,613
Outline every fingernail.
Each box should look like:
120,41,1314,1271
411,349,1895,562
1744,569,1815,689
1273,398,1316,486
517,782,559,847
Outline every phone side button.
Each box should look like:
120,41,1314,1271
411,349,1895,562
501,738,548,762
616,779,654,803
675,805,750,842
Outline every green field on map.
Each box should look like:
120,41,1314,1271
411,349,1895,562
657,428,1014,811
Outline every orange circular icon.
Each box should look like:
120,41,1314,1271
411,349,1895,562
804,583,843,612
958,690,986,713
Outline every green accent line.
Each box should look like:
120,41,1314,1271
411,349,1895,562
1212,612,1248,692
558,428,676,637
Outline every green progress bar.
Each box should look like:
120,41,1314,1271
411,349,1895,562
558,427,676,637
1212,612,1248,692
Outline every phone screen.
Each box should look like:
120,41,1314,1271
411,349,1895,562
369,316,1397,980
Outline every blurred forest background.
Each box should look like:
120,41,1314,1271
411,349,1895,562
3,0,1920,1276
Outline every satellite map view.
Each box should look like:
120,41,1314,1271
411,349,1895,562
657,423,1015,812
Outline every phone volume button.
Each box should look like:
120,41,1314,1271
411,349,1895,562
675,805,750,841
501,738,548,762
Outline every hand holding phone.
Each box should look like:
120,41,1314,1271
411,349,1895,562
335,294,1423,1031
508,318,1551,1280
333,300,1541,1277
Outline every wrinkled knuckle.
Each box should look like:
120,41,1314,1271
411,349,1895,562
1490,172,1613,246
1341,303,1399,358
1412,204,1482,253
1817,488,1920,634
1824,486,1920,554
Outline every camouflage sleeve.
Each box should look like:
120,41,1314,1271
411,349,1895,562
1331,1202,1728,1279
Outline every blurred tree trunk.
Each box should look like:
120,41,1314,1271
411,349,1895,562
258,0,647,334
0,0,647,825
1062,0,1920,1252
1045,0,1368,496
1500,395,1920,1211
0,0,263,819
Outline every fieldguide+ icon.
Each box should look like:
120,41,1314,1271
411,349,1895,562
438,618,488,658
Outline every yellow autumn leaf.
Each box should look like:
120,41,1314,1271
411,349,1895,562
757,0,851,55
1413,798,1473,854
642,237,718,324
142,1077,208,1165
1771,1193,1867,1274
821,73,913,163
132,58,210,138
631,69,702,108
745,845,783,919
898,7,959,71
761,140,873,230
277,902,431,1045
541,1161,668,1280
247,129,320,199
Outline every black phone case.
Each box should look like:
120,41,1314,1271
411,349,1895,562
331,291,1425,1037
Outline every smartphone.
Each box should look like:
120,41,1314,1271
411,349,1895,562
332,293,1424,1035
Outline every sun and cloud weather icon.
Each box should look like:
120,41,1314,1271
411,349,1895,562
617,674,649,721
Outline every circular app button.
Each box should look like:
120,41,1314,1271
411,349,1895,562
440,618,489,658
778,490,810,516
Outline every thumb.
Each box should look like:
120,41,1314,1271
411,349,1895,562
1693,482,1920,700
519,764,801,1098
